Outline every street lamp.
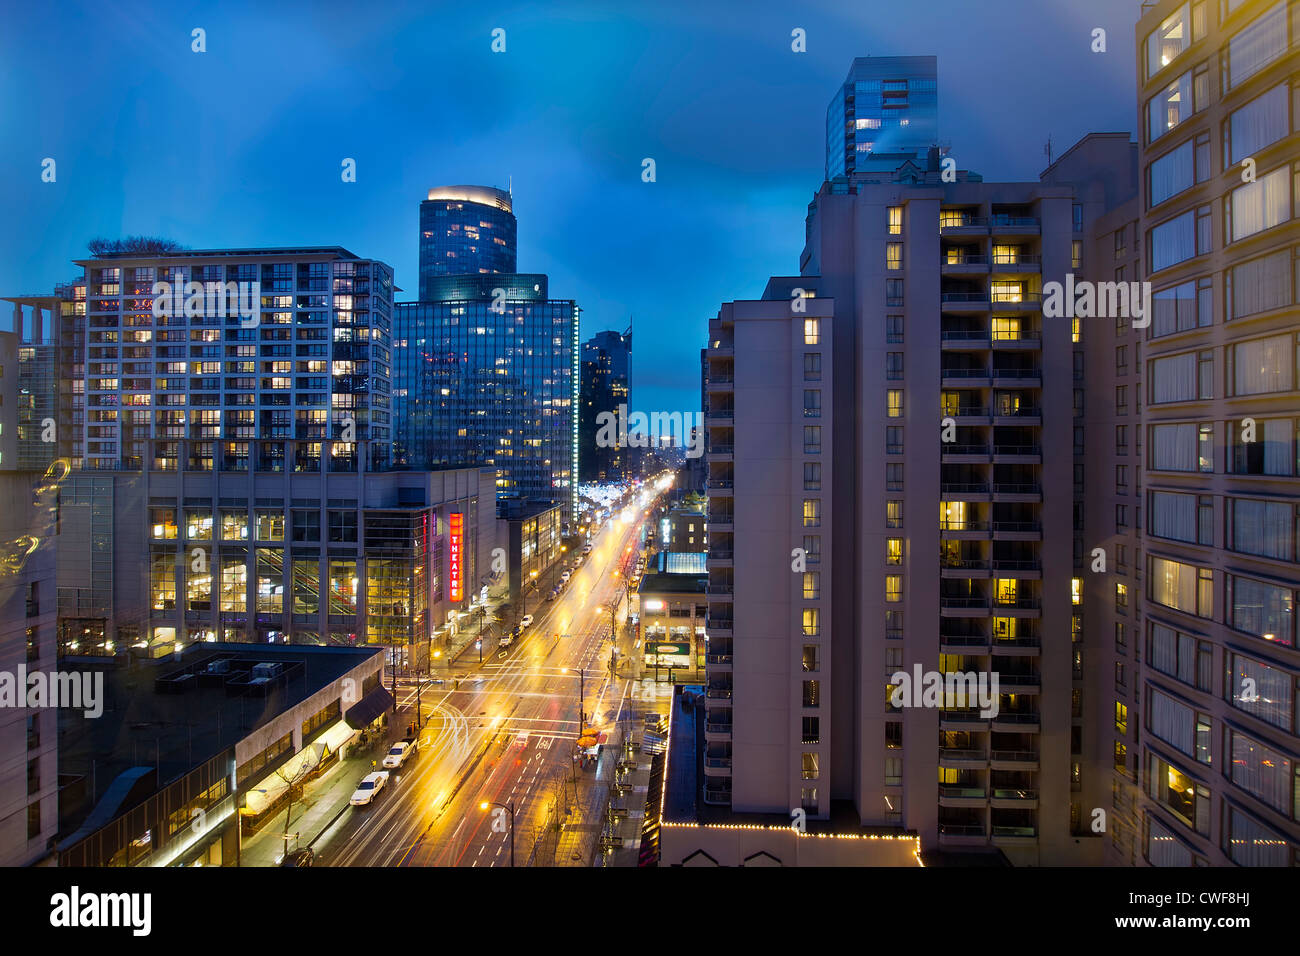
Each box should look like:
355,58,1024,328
479,799,516,866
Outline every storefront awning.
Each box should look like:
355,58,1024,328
344,686,394,729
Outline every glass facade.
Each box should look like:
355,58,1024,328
392,297,578,514
826,56,939,180
418,186,517,300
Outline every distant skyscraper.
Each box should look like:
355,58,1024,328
580,328,631,483
825,56,939,181
418,185,517,299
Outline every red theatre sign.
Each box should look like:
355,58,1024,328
448,513,464,603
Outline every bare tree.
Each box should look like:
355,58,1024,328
87,236,188,257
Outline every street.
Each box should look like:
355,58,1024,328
310,495,664,867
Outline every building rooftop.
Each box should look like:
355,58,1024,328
57,643,382,827
638,571,706,594
75,246,366,264
424,185,512,211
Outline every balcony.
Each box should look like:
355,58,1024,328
706,687,732,700
940,482,990,500
937,823,987,846
941,367,992,387
991,368,1042,387
706,409,734,425
941,329,991,348
704,756,732,775
704,719,732,739
990,750,1039,769
940,559,991,581
991,636,1040,655
940,520,991,540
702,786,732,806
989,215,1040,235
940,632,990,651
939,216,989,236
705,478,733,491
990,712,1041,733
992,406,1042,425
941,292,991,311
941,443,991,463
938,748,988,768
992,671,1041,692
708,445,734,462
992,444,1042,463
991,521,1042,541
990,559,1042,577
706,375,734,389
706,616,733,635
943,405,991,423
705,583,734,596
990,253,1042,272
707,514,734,529
940,253,989,275
939,786,988,807
991,483,1042,501
939,709,989,728
705,654,733,665
940,595,991,615
991,825,1038,843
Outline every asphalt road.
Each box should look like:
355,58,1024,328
312,492,662,867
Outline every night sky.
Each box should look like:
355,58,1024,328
1,0,1137,415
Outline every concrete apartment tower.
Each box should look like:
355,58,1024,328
705,56,1145,863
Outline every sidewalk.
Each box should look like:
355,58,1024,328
239,747,380,866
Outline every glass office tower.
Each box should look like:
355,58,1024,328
826,56,939,181
393,292,579,519
418,185,517,300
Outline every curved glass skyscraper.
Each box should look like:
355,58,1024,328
418,185,517,299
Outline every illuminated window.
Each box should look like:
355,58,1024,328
256,511,285,541
991,281,1023,303
1072,577,1083,605
803,318,820,345
886,500,903,528
994,578,1018,605
221,510,249,541
885,575,903,602
151,508,178,540
991,244,1019,265
150,553,176,611
220,551,247,613
888,206,903,235
1116,581,1129,609
802,608,820,637
328,559,358,614
185,509,212,541
802,499,821,527
992,316,1022,340
886,389,903,417
940,500,967,530
1072,240,1082,269
802,572,820,600
256,550,283,614
801,752,820,780
1115,701,1129,735
886,242,903,270
886,538,903,565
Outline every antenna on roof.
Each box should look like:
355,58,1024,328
508,174,512,195
1044,136,1054,166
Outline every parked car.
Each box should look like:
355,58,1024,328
546,588,559,601
350,771,389,806
279,847,314,867
499,632,514,648
382,740,415,769
520,614,534,629
582,543,593,554
560,570,572,583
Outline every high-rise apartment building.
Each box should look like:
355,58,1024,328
704,135,1143,862
825,56,940,182
60,246,394,474
579,328,632,483
418,185,517,300
1078,0,1300,867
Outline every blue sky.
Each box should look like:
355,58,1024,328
0,0,1138,413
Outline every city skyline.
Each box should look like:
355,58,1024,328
0,0,1137,416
